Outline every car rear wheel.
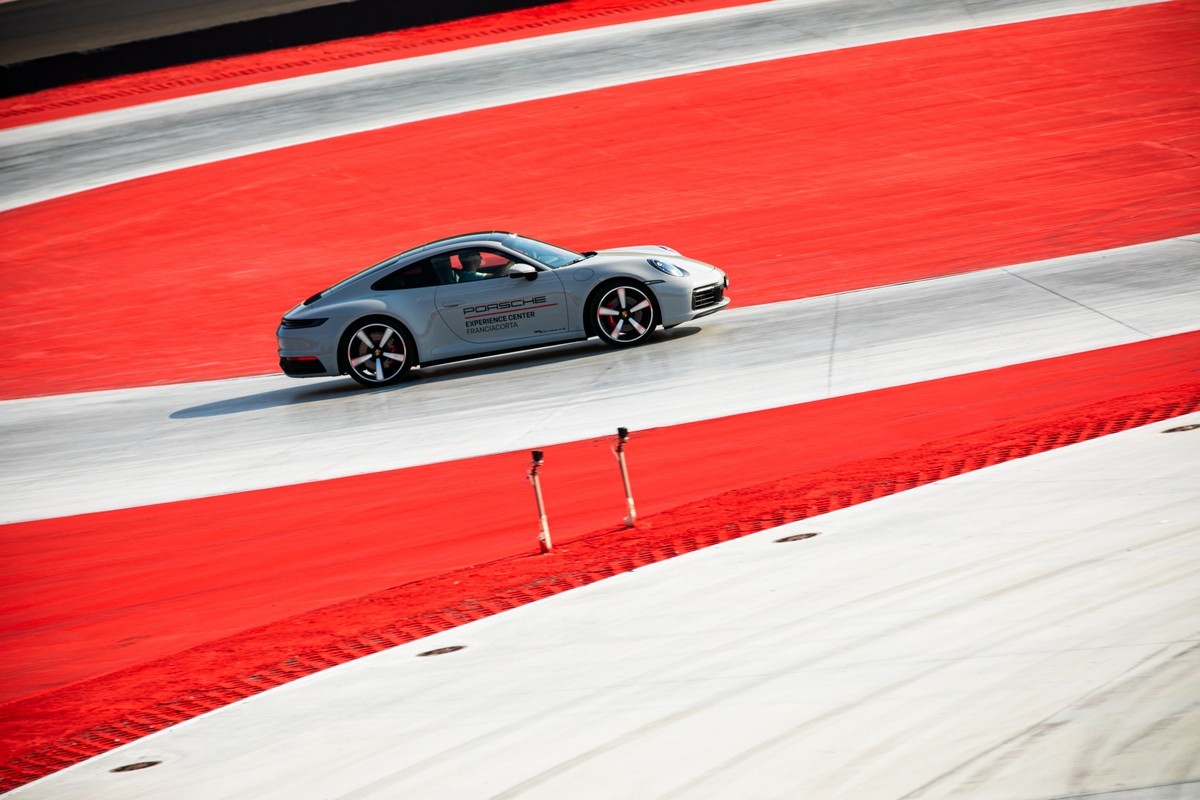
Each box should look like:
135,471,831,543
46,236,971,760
590,282,658,347
340,317,416,387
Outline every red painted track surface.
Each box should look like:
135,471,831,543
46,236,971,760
3,335,1198,779
1,3,1197,399
2,1,1199,790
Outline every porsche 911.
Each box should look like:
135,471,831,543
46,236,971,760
277,231,730,386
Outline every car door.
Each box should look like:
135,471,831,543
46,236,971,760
434,249,569,346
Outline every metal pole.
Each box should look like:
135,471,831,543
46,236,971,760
615,427,636,527
528,450,552,553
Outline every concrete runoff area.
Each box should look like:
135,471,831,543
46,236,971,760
1,235,1196,524
0,0,1160,210
13,411,1199,799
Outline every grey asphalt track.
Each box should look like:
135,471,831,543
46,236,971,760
0,0,346,64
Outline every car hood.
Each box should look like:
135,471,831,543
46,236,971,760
589,246,722,277
595,245,683,258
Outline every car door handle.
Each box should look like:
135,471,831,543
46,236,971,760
440,302,462,308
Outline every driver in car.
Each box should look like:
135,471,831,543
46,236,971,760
457,250,493,282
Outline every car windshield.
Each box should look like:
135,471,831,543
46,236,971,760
501,233,583,268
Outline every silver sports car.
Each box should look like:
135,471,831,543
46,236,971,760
277,231,730,387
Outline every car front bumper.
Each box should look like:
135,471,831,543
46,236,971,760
657,270,731,328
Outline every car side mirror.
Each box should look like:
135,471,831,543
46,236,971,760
508,264,538,281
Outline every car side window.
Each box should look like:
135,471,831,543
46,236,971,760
444,248,515,283
372,259,439,291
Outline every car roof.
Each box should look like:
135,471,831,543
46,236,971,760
413,231,511,253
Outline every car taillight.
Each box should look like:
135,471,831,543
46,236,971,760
280,317,327,329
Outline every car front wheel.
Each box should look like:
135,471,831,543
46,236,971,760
590,282,658,347
340,317,416,387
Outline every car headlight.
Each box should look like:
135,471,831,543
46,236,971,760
648,258,688,277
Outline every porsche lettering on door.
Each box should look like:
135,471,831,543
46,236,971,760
437,280,568,343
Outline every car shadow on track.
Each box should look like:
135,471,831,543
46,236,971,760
170,327,702,419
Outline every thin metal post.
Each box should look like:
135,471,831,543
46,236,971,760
528,450,552,553
614,427,636,527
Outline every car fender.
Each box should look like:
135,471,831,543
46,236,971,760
316,299,428,364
